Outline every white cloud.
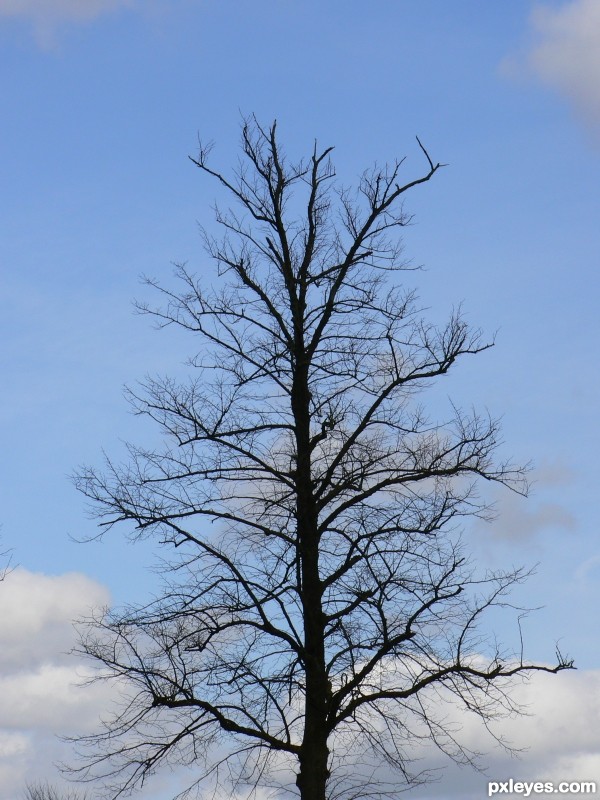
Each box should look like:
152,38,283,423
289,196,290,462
0,570,595,800
409,670,600,799
0,732,28,758
0,569,113,799
0,568,109,671
0,663,113,731
505,0,600,136
326,666,600,800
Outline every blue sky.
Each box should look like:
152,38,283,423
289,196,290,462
1,1,599,797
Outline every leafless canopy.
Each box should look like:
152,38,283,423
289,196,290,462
24,783,88,800
73,117,573,800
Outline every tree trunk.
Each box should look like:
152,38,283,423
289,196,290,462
296,532,330,800
293,362,330,800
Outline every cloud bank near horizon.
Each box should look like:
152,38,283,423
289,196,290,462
404,670,600,800
0,568,113,799
0,567,596,799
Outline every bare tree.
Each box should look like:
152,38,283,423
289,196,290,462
0,542,11,581
73,117,572,800
24,783,88,800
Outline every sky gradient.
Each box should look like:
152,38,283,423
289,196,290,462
1,1,599,797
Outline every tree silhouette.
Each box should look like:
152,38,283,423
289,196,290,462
24,782,88,800
73,118,572,800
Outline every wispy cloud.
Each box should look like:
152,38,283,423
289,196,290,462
0,0,131,21
488,494,576,541
0,0,135,45
475,462,577,542
503,0,600,138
